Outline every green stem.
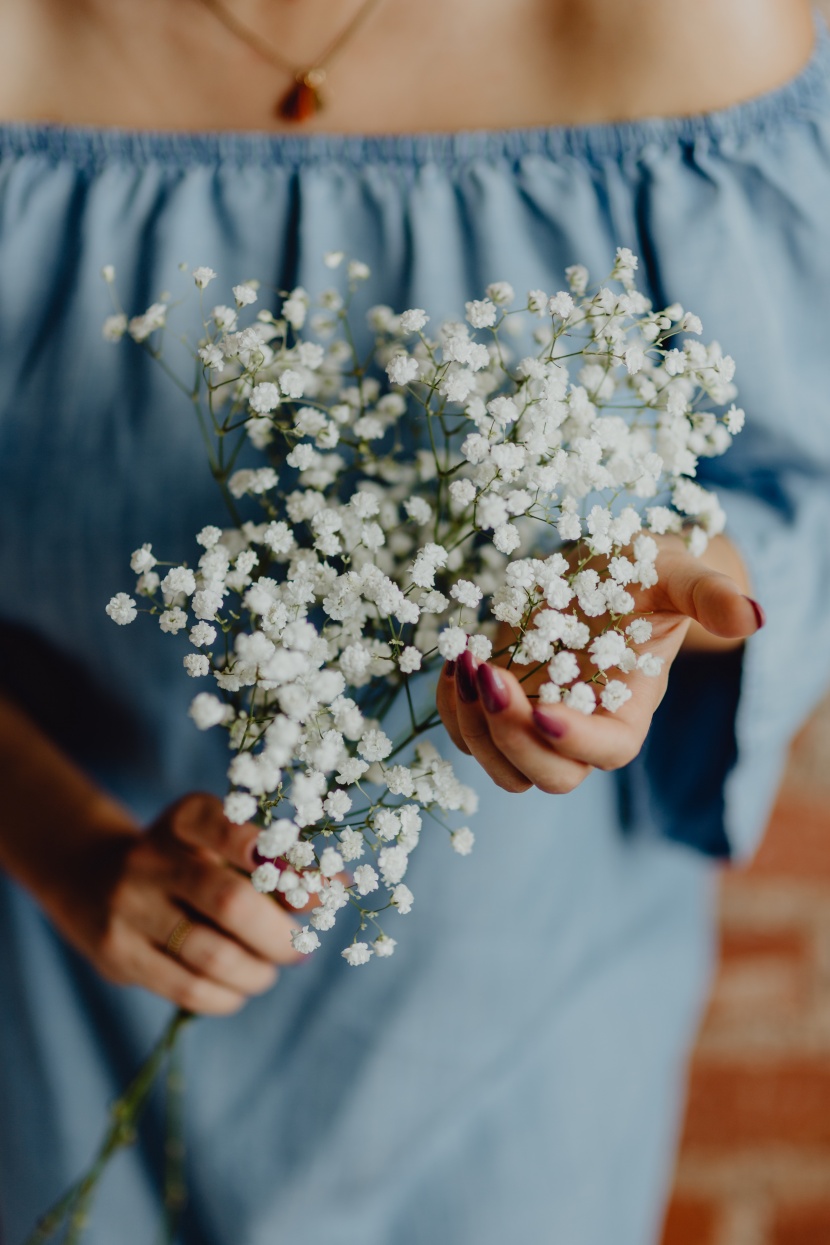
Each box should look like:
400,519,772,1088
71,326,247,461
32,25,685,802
25,1010,193,1245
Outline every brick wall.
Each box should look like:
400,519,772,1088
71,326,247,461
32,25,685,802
660,18,830,1241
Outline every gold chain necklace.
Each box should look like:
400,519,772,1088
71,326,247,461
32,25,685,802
198,0,388,122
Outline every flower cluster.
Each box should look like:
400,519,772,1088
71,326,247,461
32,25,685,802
105,248,742,963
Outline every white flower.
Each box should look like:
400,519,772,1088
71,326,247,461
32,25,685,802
161,567,196,599
323,250,344,268
637,653,665,677
348,260,370,282
159,607,188,633
399,308,428,333
256,821,298,859
342,942,372,966
192,266,217,289
291,926,320,954
251,862,280,893
589,630,627,671
228,467,278,498
600,680,633,713
233,282,258,306
399,646,422,674
466,634,493,662
183,653,209,678
450,580,482,609
378,845,408,885
437,627,468,661
451,827,475,856
249,382,280,414
357,729,393,762
724,404,745,435
548,291,575,319
626,618,652,644
566,264,589,295
279,369,304,399
324,790,352,822
386,354,419,386
465,298,497,329
486,280,515,306
564,683,597,715
353,864,379,895
189,622,216,648
373,935,397,958
193,589,223,621
319,847,344,877
188,693,229,730
130,544,157,574
338,828,365,861
128,302,168,341
493,524,521,555
548,651,579,685
225,792,257,824
196,525,223,549
106,593,137,625
392,884,414,914
102,313,128,341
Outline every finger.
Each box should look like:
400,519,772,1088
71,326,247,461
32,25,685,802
473,661,593,794
170,855,304,966
528,686,654,771
173,922,279,996
108,928,247,1016
436,660,472,756
454,653,532,793
120,890,280,995
658,558,763,640
167,793,259,872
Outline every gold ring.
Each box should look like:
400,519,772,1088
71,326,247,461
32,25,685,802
165,917,194,958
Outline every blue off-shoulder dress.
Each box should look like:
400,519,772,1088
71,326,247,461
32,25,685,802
2,22,830,1245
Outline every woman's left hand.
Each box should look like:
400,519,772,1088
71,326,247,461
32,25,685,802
436,535,764,795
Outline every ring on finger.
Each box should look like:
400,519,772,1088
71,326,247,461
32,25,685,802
165,916,194,959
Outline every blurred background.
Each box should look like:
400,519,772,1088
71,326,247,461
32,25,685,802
660,15,830,1242
661,695,830,1245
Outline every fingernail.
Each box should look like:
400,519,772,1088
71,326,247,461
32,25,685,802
532,709,567,740
444,660,457,678
456,650,479,704
743,597,766,631
477,663,509,713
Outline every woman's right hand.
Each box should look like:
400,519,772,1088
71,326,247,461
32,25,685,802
39,793,304,1016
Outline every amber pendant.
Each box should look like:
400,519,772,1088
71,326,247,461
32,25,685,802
277,70,326,123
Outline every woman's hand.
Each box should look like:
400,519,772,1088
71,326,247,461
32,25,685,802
436,535,764,796
41,793,304,1016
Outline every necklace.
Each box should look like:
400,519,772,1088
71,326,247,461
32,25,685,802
198,0,388,122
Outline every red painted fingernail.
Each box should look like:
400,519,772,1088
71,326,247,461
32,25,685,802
456,650,479,704
444,660,457,678
532,709,567,740
477,663,510,713
743,597,766,630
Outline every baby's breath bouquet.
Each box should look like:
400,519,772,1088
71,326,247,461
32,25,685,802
104,247,741,961
30,248,743,1242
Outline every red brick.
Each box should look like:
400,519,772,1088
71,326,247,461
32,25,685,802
773,1203,830,1245
680,1063,830,1147
719,929,808,964
660,1197,718,1245
747,797,830,880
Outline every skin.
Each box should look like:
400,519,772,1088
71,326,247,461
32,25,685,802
0,0,807,1010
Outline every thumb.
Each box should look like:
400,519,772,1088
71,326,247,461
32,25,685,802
659,558,765,641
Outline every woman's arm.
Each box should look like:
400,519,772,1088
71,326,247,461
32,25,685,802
0,696,302,1013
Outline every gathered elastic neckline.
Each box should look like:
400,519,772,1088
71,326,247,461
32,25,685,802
1,16,828,169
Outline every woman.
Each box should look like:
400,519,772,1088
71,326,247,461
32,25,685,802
1,1,829,1242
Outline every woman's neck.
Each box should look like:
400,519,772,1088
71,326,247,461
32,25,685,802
0,0,817,132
